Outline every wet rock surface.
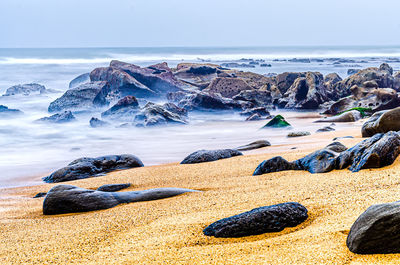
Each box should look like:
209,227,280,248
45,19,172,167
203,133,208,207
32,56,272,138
181,149,243,164
134,102,187,127
101,96,139,120
203,202,308,238
3,83,46,96
362,107,400,137
236,140,271,151
37,111,76,123
96,183,131,192
43,154,144,183
43,185,198,215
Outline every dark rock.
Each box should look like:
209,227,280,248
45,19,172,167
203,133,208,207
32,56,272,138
347,69,360,75
347,201,400,254
37,111,76,123
287,131,311,137
0,105,23,116
323,73,342,90
260,63,272,67
33,192,47,198
173,63,219,89
240,107,270,117
245,113,263,121
253,156,298,175
48,81,109,112
233,90,273,107
203,77,254,98
134,102,187,127
333,136,354,141
315,110,362,123
181,149,243,164
89,117,110,128
316,126,336,133
90,66,156,101
203,202,308,238
178,91,243,111
43,154,144,183
288,58,311,63
275,72,306,94
379,63,393,75
101,96,139,120
3,83,46,96
43,185,198,214
69,73,90,89
97,183,131,192
236,140,271,151
220,62,255,68
362,107,400,137
262,115,291,128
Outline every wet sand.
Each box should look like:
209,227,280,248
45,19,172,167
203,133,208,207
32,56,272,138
1,127,400,264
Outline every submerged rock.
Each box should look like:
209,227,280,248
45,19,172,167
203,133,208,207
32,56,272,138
361,107,400,137
3,83,46,96
262,115,291,128
101,96,139,120
347,201,400,254
245,113,263,121
177,91,243,111
236,140,271,151
287,131,311,137
43,185,198,214
181,149,243,164
203,202,308,238
97,183,131,192
0,105,23,116
37,111,76,123
134,102,187,127
89,117,110,128
43,154,144,183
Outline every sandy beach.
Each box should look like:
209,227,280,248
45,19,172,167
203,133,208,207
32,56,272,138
1,127,400,264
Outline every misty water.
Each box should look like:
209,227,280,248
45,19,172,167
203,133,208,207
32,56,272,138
1,46,400,187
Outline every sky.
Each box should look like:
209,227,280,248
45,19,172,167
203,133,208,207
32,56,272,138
1,0,400,48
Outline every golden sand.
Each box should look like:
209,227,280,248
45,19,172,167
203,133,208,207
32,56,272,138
1,128,400,264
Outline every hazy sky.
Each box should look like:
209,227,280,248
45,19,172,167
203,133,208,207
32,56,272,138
1,0,400,48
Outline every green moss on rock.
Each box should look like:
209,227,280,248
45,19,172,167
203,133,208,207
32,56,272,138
262,115,291,128
338,107,372,118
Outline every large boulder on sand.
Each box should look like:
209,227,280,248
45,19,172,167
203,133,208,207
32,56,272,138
347,201,400,254
181,149,243,164
315,110,362,123
203,202,308,238
43,154,144,183
48,81,109,112
43,185,198,215
361,107,400,137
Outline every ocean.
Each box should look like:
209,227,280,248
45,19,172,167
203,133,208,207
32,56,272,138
0,46,399,187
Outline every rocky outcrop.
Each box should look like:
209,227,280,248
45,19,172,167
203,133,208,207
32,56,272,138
240,107,271,118
48,82,109,112
0,105,23,116
173,63,219,89
43,154,144,183
347,201,400,254
254,131,400,175
361,107,400,137
177,91,244,111
43,185,198,214
275,72,306,94
181,149,243,164
262,115,291,128
315,110,362,123
203,202,308,238
236,140,271,151
37,111,76,123
90,66,156,101
89,117,110,128
101,96,139,120
3,83,46,96
69,73,90,89
233,90,273,108
96,183,131,192
134,102,187,127
203,77,254,98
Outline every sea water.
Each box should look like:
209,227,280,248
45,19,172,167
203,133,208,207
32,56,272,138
0,46,399,187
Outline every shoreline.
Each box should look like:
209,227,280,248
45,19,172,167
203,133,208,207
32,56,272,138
3,127,400,263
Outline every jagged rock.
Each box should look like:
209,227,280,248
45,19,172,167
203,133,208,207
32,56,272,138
48,81,109,112
262,115,291,128
97,183,131,192
203,202,308,238
233,90,273,107
89,117,110,128
316,126,335,133
394,71,400,91
90,66,156,101
254,132,400,175
69,73,90,89
134,102,187,127
37,111,76,123
315,110,362,123
275,72,305,94
245,113,263,121
236,140,271,151
181,149,243,164
287,131,311,137
347,201,400,254
177,91,243,111
174,63,220,89
43,185,198,215
362,107,400,137
3,83,46,96
379,63,393,75
0,105,23,116
240,107,270,117
43,154,144,183
324,73,342,89
203,77,254,98
101,96,139,120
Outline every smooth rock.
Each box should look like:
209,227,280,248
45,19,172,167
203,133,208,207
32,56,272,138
362,107,400,137
236,140,271,151
181,149,243,164
316,126,335,132
97,183,131,192
315,110,362,123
